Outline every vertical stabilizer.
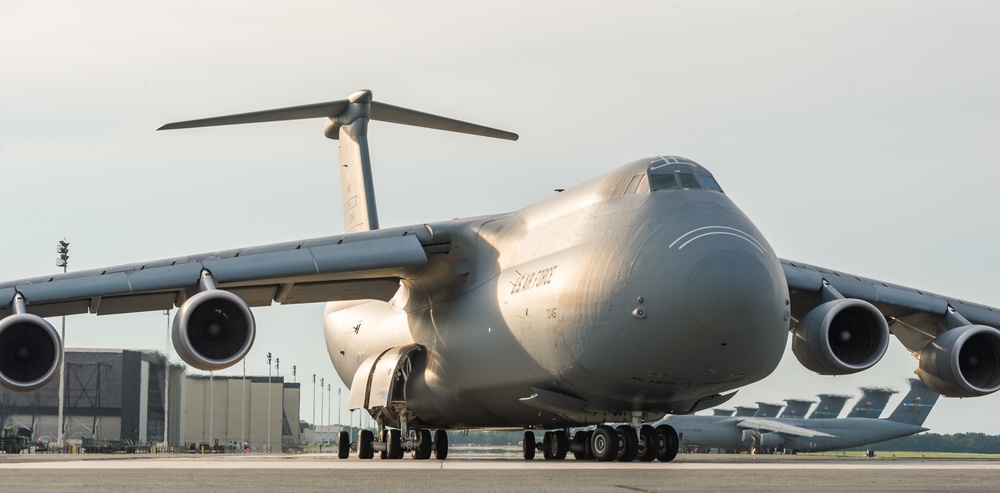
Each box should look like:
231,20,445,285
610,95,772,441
329,90,379,232
886,379,940,426
847,386,897,419
780,399,814,419
734,405,757,417
754,402,783,418
712,408,736,417
809,394,850,419
157,89,518,234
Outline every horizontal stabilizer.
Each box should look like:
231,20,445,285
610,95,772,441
370,102,518,141
158,100,350,130
737,418,835,438
157,90,518,141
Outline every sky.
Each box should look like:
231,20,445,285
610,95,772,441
1,1,999,434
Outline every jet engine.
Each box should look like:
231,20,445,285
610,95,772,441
172,289,255,371
916,324,1000,397
0,312,62,392
791,298,889,375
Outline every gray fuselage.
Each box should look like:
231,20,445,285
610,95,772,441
324,157,790,429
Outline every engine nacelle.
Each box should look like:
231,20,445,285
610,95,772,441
791,298,889,375
917,325,1000,397
172,290,255,371
0,313,62,392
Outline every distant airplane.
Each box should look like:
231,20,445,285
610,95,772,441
665,379,939,454
753,402,784,418
0,90,996,463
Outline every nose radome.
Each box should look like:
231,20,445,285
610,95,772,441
685,248,780,335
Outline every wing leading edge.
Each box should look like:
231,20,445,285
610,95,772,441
0,225,434,319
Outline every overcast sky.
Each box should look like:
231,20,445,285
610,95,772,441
2,1,999,434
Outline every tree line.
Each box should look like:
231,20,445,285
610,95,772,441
853,433,1000,454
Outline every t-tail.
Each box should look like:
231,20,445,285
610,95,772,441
158,89,518,233
886,378,940,426
808,394,850,419
846,386,897,419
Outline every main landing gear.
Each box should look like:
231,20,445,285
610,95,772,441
522,423,678,463
341,428,449,460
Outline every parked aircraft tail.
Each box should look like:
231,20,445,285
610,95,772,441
846,386,897,419
886,378,940,426
808,394,850,419
754,402,784,418
734,405,757,417
159,90,517,233
780,399,814,419
712,408,736,417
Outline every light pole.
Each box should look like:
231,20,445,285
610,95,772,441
163,309,170,450
311,374,316,428
338,388,342,426
55,239,69,449
327,383,331,431
292,366,296,384
320,378,325,443
267,352,272,454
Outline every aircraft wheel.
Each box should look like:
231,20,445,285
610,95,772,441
522,431,535,460
550,430,568,460
655,424,679,462
387,429,402,459
590,425,618,462
337,431,350,459
378,429,388,459
434,429,449,460
584,430,594,460
412,430,432,459
571,431,587,460
358,429,374,459
542,431,554,460
615,425,638,462
636,425,657,462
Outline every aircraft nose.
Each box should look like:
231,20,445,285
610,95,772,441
684,248,779,336
623,222,789,380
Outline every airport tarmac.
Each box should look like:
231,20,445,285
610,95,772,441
0,453,998,492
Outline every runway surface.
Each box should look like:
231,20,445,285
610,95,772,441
1,453,998,492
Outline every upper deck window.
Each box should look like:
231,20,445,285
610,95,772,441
644,156,724,194
650,173,678,191
698,175,723,192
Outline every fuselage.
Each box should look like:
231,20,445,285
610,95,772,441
324,156,790,429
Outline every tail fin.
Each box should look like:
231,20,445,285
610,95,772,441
846,386,897,419
886,378,940,426
712,408,735,417
753,402,783,418
159,89,518,233
808,394,850,419
734,405,757,417
780,399,814,419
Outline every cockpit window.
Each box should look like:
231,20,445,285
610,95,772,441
678,173,699,189
650,173,678,191
697,175,723,192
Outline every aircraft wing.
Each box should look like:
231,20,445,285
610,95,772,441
0,224,433,319
781,258,1000,357
737,418,835,438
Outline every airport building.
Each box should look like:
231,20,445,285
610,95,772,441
0,348,301,452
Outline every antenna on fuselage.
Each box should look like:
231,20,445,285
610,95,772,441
158,89,518,233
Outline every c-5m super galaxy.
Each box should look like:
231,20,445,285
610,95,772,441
0,90,998,463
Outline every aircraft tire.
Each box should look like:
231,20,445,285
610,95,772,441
388,429,402,459
337,431,350,459
358,429,374,459
615,425,639,462
571,431,587,460
434,430,449,460
378,429,388,459
551,430,568,460
584,430,594,459
636,425,657,462
522,431,535,460
412,430,432,459
655,424,679,462
542,431,554,460
590,425,618,462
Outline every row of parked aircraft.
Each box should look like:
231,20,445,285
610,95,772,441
664,379,939,454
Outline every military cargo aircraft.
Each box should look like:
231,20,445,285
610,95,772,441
666,379,939,454
0,90,997,462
